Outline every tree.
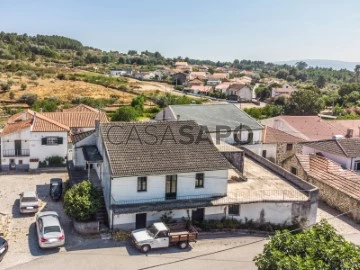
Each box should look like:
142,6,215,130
285,87,324,115
316,75,326,88
63,181,101,222
20,83,27,90
295,61,308,70
17,93,38,106
254,220,360,269
118,56,126,64
131,95,145,112
355,65,360,82
111,106,139,121
128,50,137,56
275,69,289,80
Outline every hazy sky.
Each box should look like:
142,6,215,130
1,0,360,62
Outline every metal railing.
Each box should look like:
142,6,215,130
3,149,30,157
112,193,226,206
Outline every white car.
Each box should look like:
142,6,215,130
19,191,40,214
35,211,65,249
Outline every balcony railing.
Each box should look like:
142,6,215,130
3,149,30,157
112,193,226,206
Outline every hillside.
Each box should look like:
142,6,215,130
274,59,360,71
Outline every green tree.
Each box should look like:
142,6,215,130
295,61,308,70
316,75,326,88
128,50,137,56
131,95,146,112
111,106,139,121
254,220,360,270
285,87,324,115
355,65,360,82
63,181,101,222
275,69,289,80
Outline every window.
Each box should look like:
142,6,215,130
195,173,204,188
262,150,267,158
354,161,360,171
137,177,147,192
228,204,240,215
157,231,168,238
291,166,297,175
18,160,23,165
41,137,63,145
286,144,293,151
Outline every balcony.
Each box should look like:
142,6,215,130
3,149,30,157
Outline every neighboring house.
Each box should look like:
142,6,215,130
187,78,204,87
330,120,360,138
190,85,212,95
175,62,188,68
198,65,209,72
155,103,264,145
134,72,154,80
71,121,318,230
172,72,187,85
227,84,252,101
231,76,252,84
262,116,346,141
189,72,208,80
0,110,69,171
302,138,360,172
215,82,231,93
206,78,222,86
211,73,229,80
271,85,295,98
109,69,133,77
244,126,304,164
282,154,360,222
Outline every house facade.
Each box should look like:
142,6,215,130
227,84,252,101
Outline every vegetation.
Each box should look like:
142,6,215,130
45,155,65,167
254,220,360,270
111,106,139,121
63,181,102,222
244,105,284,120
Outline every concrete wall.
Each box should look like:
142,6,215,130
222,151,244,173
240,147,319,226
243,144,277,162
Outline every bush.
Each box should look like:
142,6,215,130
64,181,102,222
111,106,139,121
9,91,14,100
0,82,10,91
30,73,38,80
17,93,38,106
20,83,27,90
32,99,59,112
45,155,65,167
57,73,66,80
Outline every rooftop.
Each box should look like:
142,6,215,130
263,126,304,144
42,111,108,128
101,120,233,177
168,103,263,132
303,138,360,158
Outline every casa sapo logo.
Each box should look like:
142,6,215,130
106,123,254,145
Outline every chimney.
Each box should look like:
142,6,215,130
346,129,353,138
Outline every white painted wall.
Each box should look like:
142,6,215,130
228,202,293,225
212,129,262,145
111,170,228,204
302,146,352,169
243,144,277,161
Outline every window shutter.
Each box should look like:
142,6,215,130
41,138,47,145
57,137,63,144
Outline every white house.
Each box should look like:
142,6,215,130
155,103,264,145
1,110,69,170
302,138,360,172
109,70,133,77
71,120,318,230
227,84,252,101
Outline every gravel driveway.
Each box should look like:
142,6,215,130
0,172,89,270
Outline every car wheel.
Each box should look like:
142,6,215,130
140,244,151,253
178,241,188,249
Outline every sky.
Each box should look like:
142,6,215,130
1,0,360,63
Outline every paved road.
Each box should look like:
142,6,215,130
6,235,265,270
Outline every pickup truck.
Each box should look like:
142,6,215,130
131,222,198,253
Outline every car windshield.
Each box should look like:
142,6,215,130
22,197,37,202
44,226,61,234
51,185,60,193
147,225,158,237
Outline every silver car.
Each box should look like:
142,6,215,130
19,191,40,214
35,211,65,249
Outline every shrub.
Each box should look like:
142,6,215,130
45,155,65,167
17,93,38,106
111,106,139,121
57,73,66,80
30,73,38,81
0,82,10,91
9,91,14,100
20,83,27,90
64,181,102,222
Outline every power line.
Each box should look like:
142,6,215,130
138,209,355,270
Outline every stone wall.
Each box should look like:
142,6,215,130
281,155,307,180
276,143,302,165
308,176,360,222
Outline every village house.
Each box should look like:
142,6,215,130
215,82,231,93
155,103,264,145
187,78,204,87
211,73,229,80
109,69,133,77
262,116,346,141
71,120,318,230
172,72,187,85
0,104,108,171
227,83,252,101
244,126,304,165
302,138,360,172
189,71,208,80
134,72,154,80
282,154,360,222
190,85,212,95
271,85,295,98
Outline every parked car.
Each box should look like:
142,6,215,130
35,211,65,249
49,178,63,201
0,237,8,262
19,191,40,214
131,222,198,253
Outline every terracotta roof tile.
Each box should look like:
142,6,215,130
41,111,108,128
63,104,100,113
263,126,304,144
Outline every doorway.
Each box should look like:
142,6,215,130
192,208,205,223
15,140,21,156
135,213,147,229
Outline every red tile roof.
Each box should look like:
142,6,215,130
41,111,108,128
263,126,304,144
63,104,100,113
299,154,360,200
